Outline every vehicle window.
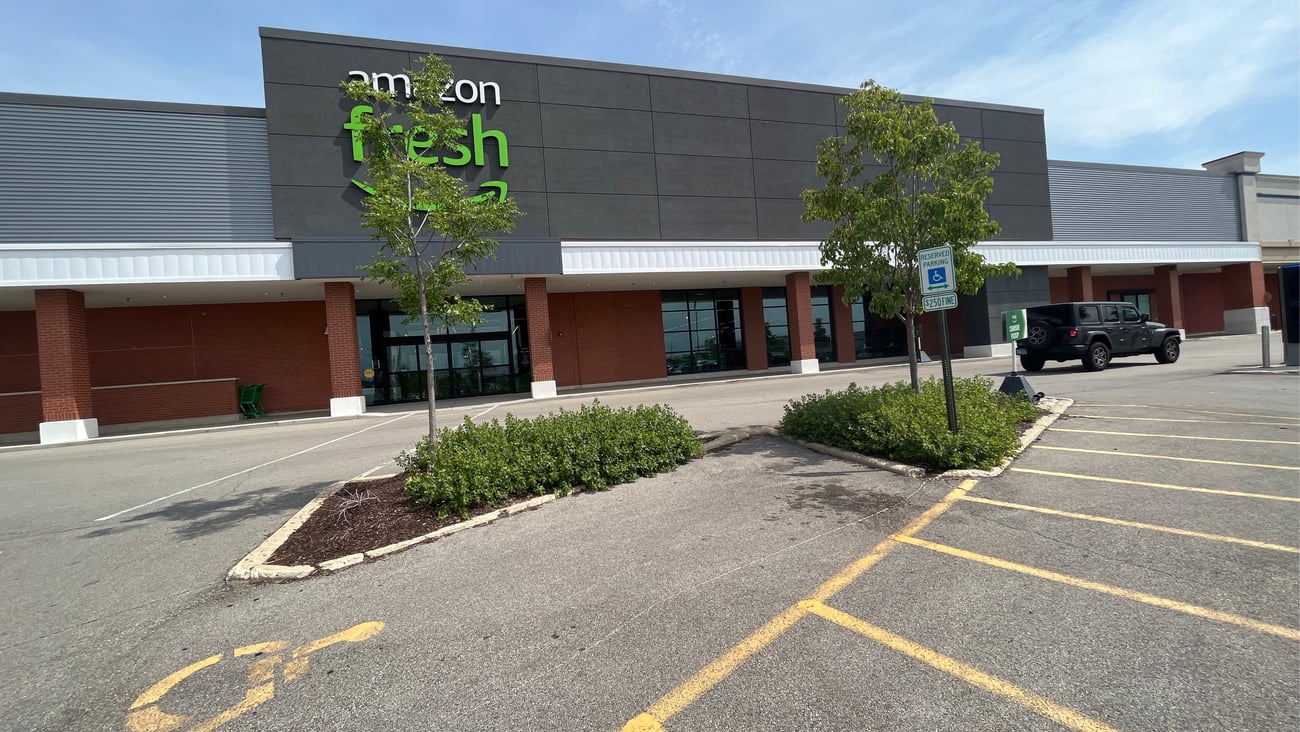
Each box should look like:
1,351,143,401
1102,305,1120,323
1077,305,1099,324
1121,306,1141,323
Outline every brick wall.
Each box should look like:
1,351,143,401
740,287,767,370
1182,272,1226,333
785,273,816,361
190,301,330,413
36,289,93,422
0,392,41,435
525,278,554,382
93,379,237,426
547,291,666,387
0,311,38,393
325,282,361,399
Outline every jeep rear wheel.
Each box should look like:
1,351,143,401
1156,337,1180,364
1083,341,1110,372
1024,321,1054,351
1020,354,1046,372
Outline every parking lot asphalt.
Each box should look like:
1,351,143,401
2,334,1297,730
626,400,1299,731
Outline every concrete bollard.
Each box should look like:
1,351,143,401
1261,325,1271,367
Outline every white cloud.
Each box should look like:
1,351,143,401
924,0,1300,151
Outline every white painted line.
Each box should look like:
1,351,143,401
353,462,393,481
471,404,498,421
94,413,415,522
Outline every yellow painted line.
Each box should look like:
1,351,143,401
1070,414,1296,427
621,480,979,731
129,654,222,709
1072,403,1300,421
234,640,289,657
189,683,276,732
806,479,978,602
960,495,1300,553
804,601,1118,732
1010,467,1300,502
1051,428,1298,445
1033,446,1300,471
896,535,1300,642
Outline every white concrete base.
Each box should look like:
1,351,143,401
964,343,1014,359
330,395,367,417
791,358,820,375
39,418,99,445
531,380,558,399
1223,307,1270,335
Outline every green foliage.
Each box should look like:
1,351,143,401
801,80,1019,390
779,377,1038,471
342,55,522,440
395,403,703,519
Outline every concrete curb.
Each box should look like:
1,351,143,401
230,400,1072,582
227,475,558,582
701,398,1073,481
938,396,1073,479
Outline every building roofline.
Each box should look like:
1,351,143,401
258,26,1045,116
1048,159,1222,177
0,91,265,118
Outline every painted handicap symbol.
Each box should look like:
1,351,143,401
125,621,384,732
928,267,947,285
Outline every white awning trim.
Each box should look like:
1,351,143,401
974,241,1261,267
562,240,1261,274
0,242,294,286
562,241,824,274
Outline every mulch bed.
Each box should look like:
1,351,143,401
267,474,498,567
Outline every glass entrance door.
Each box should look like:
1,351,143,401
357,296,531,405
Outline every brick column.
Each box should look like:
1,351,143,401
1221,261,1269,334
831,285,856,363
324,282,365,417
1152,265,1184,329
525,277,557,398
1066,266,1094,301
785,272,818,374
740,287,768,371
35,289,97,443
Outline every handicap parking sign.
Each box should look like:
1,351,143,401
918,245,955,294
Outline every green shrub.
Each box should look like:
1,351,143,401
779,377,1038,471
395,402,702,518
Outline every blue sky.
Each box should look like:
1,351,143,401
4,0,1298,174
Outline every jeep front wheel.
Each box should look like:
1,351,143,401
1083,341,1110,372
1020,354,1046,372
1156,337,1180,364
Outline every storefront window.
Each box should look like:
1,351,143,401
850,298,907,359
661,289,743,375
810,286,835,362
763,288,790,366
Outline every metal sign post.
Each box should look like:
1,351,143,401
1004,309,1027,376
919,246,958,433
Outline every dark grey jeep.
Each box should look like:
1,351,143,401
1017,302,1181,372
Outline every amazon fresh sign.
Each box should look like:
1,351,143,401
343,69,509,202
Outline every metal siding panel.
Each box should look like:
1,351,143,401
1049,164,1241,241
0,103,273,243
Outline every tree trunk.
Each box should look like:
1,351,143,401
903,312,920,393
415,252,437,444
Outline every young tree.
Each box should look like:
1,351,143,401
802,80,1017,392
343,55,521,442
